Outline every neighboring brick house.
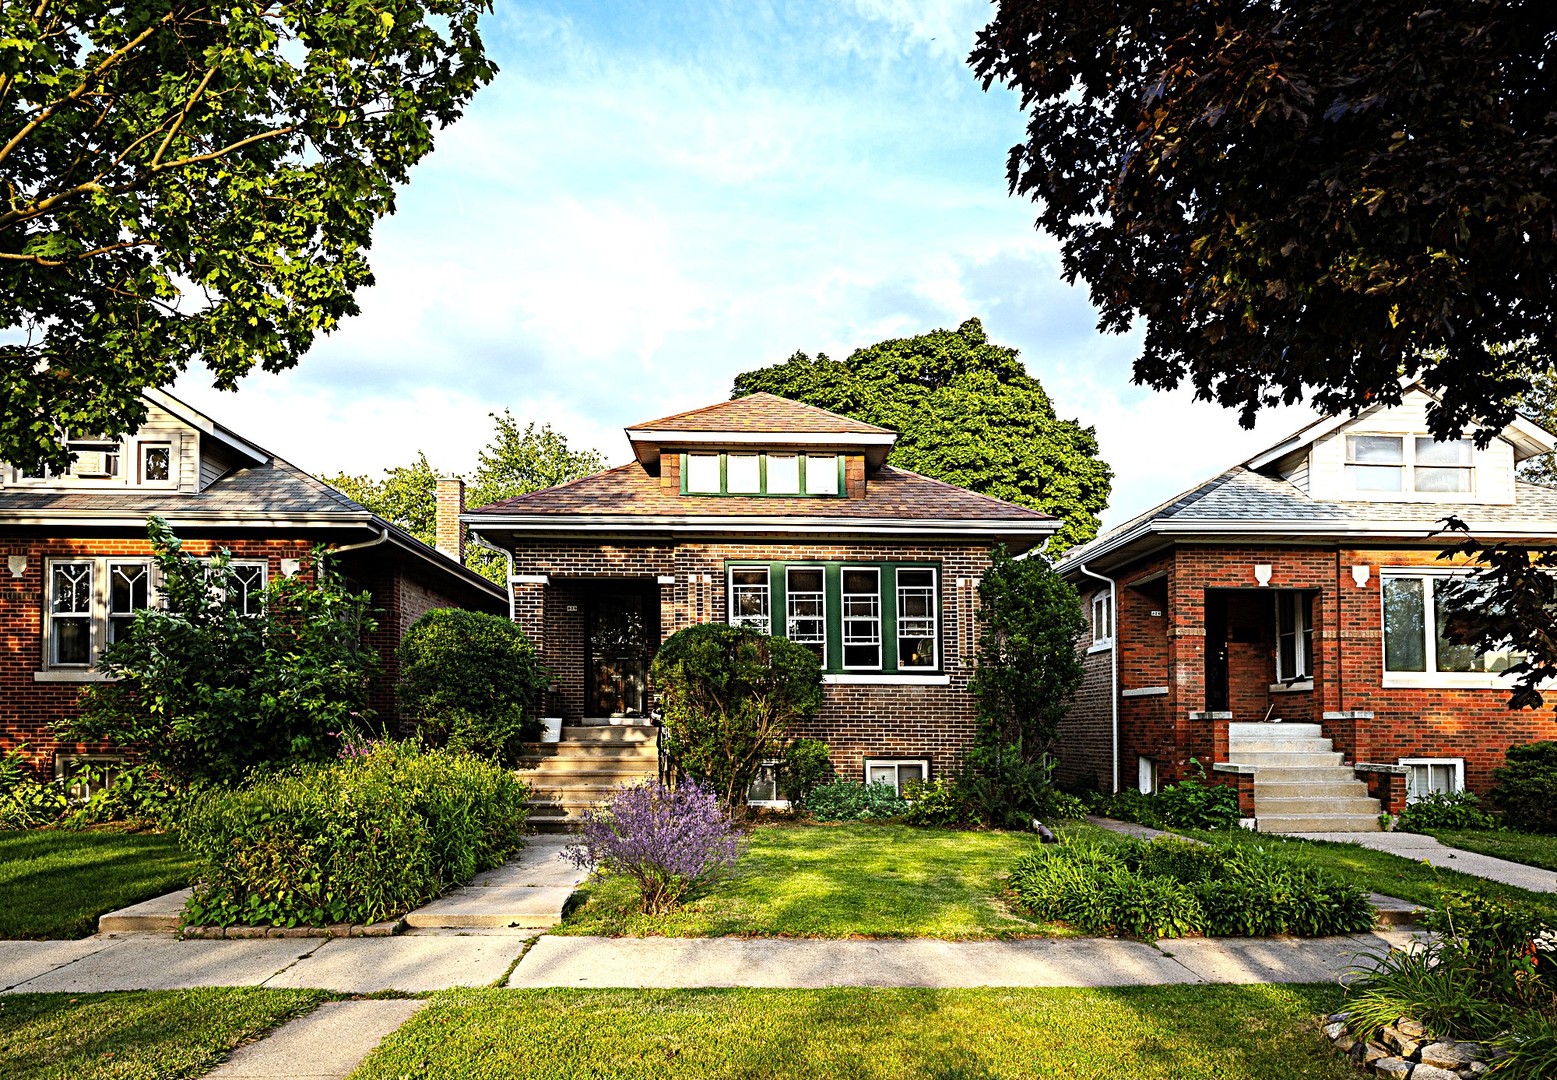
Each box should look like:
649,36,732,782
0,388,506,782
458,393,1057,822
1053,386,1557,832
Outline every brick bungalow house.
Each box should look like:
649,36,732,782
1053,386,1557,832
0,388,506,784
452,393,1057,825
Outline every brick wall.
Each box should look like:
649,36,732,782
501,538,993,778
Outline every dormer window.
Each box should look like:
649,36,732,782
140,443,172,483
67,439,120,479
680,452,843,497
1345,435,1475,495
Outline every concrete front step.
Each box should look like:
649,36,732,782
522,767,657,785
1254,797,1383,816
521,745,658,763
561,725,655,743
529,814,581,834
98,888,192,933
1255,780,1372,799
1228,722,1323,739
1227,751,1344,767
403,885,576,930
1246,766,1364,784
1228,738,1335,755
1258,813,1382,833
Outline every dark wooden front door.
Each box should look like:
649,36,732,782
1205,590,1230,713
586,591,650,717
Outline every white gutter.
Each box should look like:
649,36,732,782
331,525,389,556
1077,563,1120,794
464,515,1056,538
470,533,516,621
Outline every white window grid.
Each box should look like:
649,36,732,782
727,566,772,634
1345,434,1476,495
1381,569,1523,681
1274,591,1312,682
1400,758,1465,802
1091,592,1113,646
785,567,826,645
896,568,938,669
864,758,928,796
841,567,882,669
107,562,152,645
48,560,94,667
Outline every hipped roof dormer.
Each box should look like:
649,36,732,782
625,392,897,471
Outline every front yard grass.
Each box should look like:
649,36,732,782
1180,827,1557,918
555,821,1070,939
0,827,198,939
1425,827,1557,873
349,984,1356,1080
0,988,328,1080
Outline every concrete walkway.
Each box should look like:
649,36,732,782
507,930,1421,989
204,999,423,1080
1294,831,1557,893
404,835,585,930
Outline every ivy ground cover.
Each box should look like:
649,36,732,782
0,988,328,1080
554,821,1060,939
0,828,196,939
349,985,1357,1080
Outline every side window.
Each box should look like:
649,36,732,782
728,567,771,633
1091,592,1113,645
49,562,93,665
107,562,152,644
841,567,882,669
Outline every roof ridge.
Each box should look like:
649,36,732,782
627,392,895,435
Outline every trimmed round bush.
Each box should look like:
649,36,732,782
178,742,529,927
398,608,550,765
1492,741,1557,833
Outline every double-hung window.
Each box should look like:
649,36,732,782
841,568,882,669
49,562,95,666
1090,592,1113,649
107,563,151,645
1346,435,1476,495
47,558,154,667
896,568,937,669
785,567,826,658
1382,572,1523,682
1274,592,1313,682
729,567,771,633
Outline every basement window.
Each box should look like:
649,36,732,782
865,758,928,796
1401,758,1464,802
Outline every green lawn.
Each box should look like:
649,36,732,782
349,985,1355,1080
1426,828,1557,873
0,989,327,1080
1181,827,1557,918
0,828,198,939
556,821,1066,938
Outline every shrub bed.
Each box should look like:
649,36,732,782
178,742,528,927
806,781,910,822
1085,766,1242,831
1008,835,1374,939
1394,790,1497,833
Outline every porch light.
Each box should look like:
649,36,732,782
1351,565,1371,587
1253,564,1273,586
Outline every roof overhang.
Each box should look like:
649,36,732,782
143,387,268,465
625,429,897,469
468,512,1055,549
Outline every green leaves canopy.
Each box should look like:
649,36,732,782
731,318,1112,553
1,0,496,473
969,0,1557,441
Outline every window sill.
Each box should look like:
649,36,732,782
821,673,952,686
1382,674,1517,690
1269,680,1314,693
33,670,113,683
1087,640,1113,654
1121,686,1168,698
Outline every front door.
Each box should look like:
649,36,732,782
1205,590,1230,712
586,592,650,717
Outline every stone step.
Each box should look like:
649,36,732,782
1246,765,1362,784
563,725,656,743
1254,780,1372,799
1227,751,1345,767
526,788,622,808
521,766,657,785
98,887,191,934
528,813,581,834
1229,722,1323,739
1254,796,1383,816
1257,813,1382,833
520,745,659,763
1227,738,1335,755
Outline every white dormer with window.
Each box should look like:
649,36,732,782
1251,386,1554,506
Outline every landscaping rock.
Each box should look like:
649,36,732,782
1418,1043,1481,1070
1322,1013,1496,1080
1397,1020,1428,1040
1326,1022,1347,1040
1373,1056,1413,1079
1410,1067,1458,1080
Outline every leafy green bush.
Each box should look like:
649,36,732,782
780,739,834,810
1085,786,1164,829
652,623,823,813
61,764,181,830
398,608,550,765
179,742,528,927
806,780,910,822
1009,834,1373,939
1153,772,1242,830
0,778,68,831
66,517,377,785
902,777,962,826
1492,740,1557,834
1396,790,1498,833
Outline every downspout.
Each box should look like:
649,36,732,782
470,533,516,622
331,525,389,556
1078,563,1120,794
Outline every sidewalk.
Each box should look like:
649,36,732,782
1294,831,1557,893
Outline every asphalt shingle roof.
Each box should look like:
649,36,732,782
627,393,895,435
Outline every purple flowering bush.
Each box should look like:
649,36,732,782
565,780,740,915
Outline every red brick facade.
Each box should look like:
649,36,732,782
1059,542,1557,795
501,539,993,779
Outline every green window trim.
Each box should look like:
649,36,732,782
680,452,846,497
724,560,942,675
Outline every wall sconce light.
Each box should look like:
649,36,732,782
7,555,26,579
1351,565,1371,588
279,558,302,578
1253,564,1273,587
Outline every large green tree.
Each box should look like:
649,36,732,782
323,412,604,583
969,0,1557,442
731,319,1111,552
1,0,496,474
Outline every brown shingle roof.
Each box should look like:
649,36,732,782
627,393,894,435
468,462,1052,523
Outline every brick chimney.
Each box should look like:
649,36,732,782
434,476,466,564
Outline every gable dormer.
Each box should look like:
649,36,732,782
624,393,894,501
1249,386,1557,506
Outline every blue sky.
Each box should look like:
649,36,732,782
173,0,1311,527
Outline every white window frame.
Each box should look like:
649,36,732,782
841,566,882,671
106,560,154,646
46,559,96,668
864,757,929,796
1399,757,1465,803
784,565,827,651
895,566,939,670
138,441,175,486
1090,591,1113,652
804,455,839,496
766,454,801,495
727,565,772,634
54,753,126,802
686,453,721,493
1137,755,1158,795
745,759,790,808
726,453,761,493
1345,433,1477,497
1274,591,1312,682
1381,568,1523,687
